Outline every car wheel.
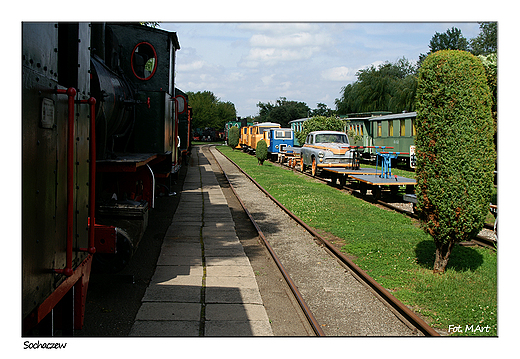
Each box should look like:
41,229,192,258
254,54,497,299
312,157,318,177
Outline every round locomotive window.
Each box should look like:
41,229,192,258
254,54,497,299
131,42,157,80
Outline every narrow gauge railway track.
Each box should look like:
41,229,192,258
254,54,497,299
210,146,439,336
276,158,497,250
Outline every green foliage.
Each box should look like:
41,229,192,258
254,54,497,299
187,90,237,130
415,50,495,271
228,126,240,150
310,103,335,117
295,116,345,145
419,27,469,64
478,52,497,118
255,139,268,165
335,58,418,115
257,97,310,127
470,22,497,56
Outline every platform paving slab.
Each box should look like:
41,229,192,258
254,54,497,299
205,320,273,336
205,264,255,278
159,242,202,257
205,286,264,304
206,255,251,267
150,266,203,285
142,284,202,303
130,320,200,336
156,255,202,266
206,303,270,322
204,246,246,257
206,275,261,290
135,302,201,321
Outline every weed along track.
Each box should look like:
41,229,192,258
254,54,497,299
209,145,438,336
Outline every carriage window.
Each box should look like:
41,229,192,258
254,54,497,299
377,121,382,137
388,121,394,137
131,42,157,80
400,120,406,136
412,119,416,136
275,130,292,139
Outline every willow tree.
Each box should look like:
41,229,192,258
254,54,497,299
415,50,495,273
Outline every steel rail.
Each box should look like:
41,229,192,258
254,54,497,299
205,146,325,337
217,147,440,337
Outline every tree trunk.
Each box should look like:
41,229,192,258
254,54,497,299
433,240,455,274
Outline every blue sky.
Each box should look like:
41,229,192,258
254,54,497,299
159,22,482,117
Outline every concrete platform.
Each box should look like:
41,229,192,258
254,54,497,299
129,147,273,337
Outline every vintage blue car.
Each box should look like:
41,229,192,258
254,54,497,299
300,131,353,176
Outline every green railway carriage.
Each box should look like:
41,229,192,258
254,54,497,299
289,117,310,146
345,117,372,148
368,111,416,164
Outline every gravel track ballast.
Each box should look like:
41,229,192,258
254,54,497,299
210,146,419,336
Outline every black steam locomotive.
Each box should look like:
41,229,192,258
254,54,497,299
22,22,190,334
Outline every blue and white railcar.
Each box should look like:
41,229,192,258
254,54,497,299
266,128,294,155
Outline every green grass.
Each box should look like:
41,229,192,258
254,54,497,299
218,145,497,336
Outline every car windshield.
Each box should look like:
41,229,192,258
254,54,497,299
315,133,348,144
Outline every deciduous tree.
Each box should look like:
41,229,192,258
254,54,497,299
256,97,310,127
295,116,344,145
187,91,237,130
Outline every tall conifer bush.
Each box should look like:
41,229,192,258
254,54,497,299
415,50,495,273
228,126,240,150
256,139,268,165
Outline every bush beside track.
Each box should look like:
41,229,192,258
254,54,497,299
218,145,497,336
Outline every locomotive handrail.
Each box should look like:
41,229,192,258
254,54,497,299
54,87,77,277
79,97,97,254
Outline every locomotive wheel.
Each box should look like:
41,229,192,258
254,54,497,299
92,229,134,274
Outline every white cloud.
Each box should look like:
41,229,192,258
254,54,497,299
177,60,205,72
321,66,355,82
250,32,332,48
261,74,275,85
237,23,319,36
